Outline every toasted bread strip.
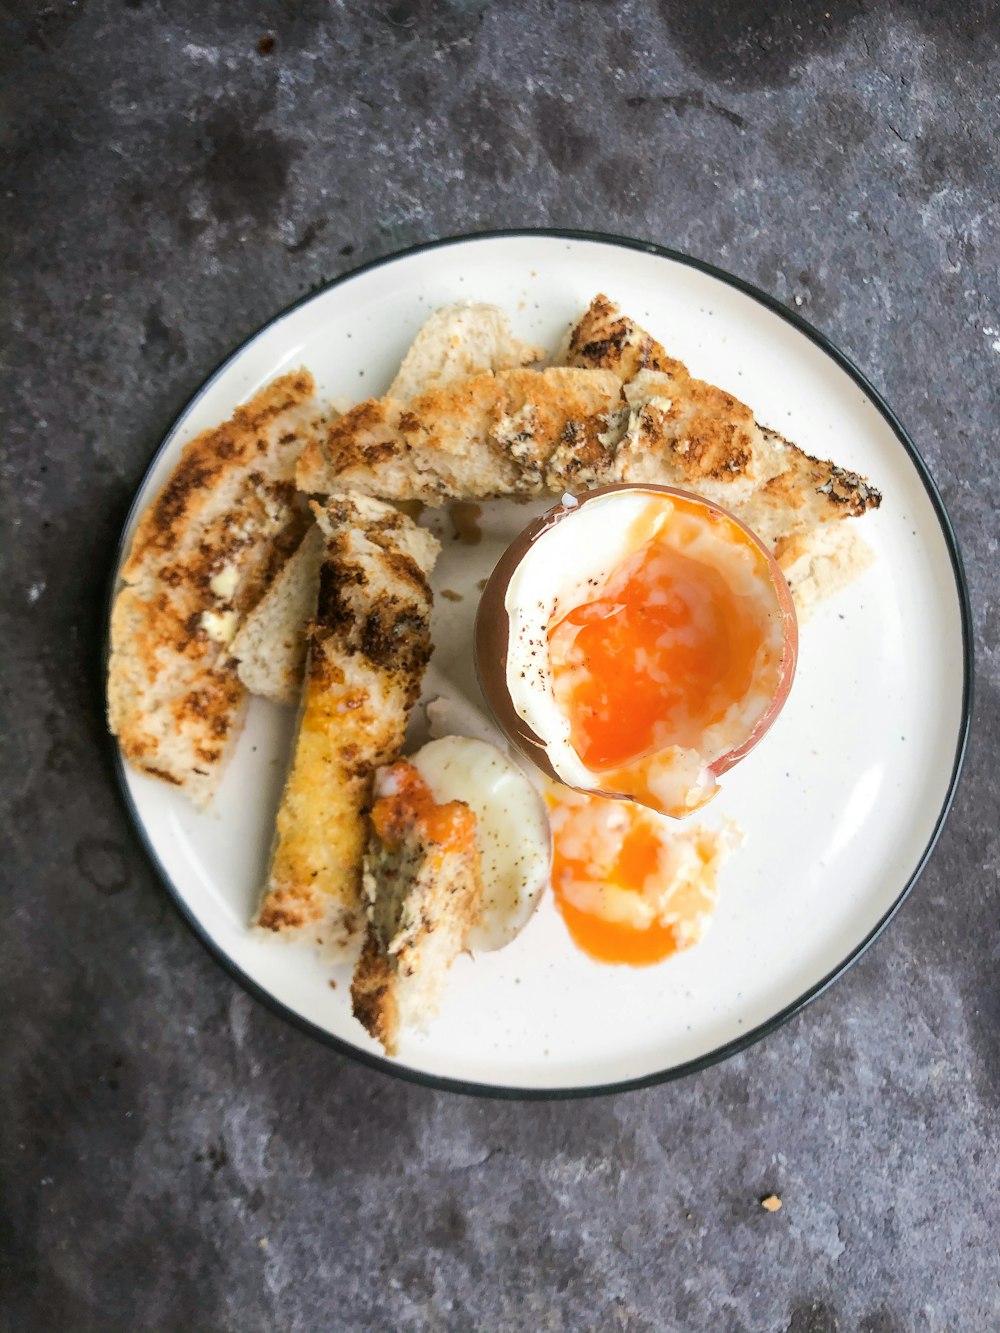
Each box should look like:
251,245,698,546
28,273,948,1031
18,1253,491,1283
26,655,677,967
560,296,880,515
295,367,624,503
108,371,323,804
388,303,545,401
231,524,324,705
560,298,881,593
551,369,880,528
255,494,439,944
298,295,880,608
232,306,544,701
351,760,483,1055
560,291,689,382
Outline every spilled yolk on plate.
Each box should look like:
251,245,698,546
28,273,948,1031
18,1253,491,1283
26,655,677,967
545,494,785,815
547,785,736,966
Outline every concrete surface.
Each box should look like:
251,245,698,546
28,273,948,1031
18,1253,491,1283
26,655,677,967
2,1,998,1329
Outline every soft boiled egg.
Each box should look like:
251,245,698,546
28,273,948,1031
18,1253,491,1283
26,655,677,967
408,736,551,951
547,785,739,964
475,484,797,818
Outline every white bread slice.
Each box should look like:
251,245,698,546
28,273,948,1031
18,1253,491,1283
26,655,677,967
230,524,324,705
107,371,324,805
571,373,879,533
388,303,545,401
295,366,624,502
229,300,540,703
559,296,882,606
254,494,440,944
351,760,483,1055
295,296,879,614
779,523,875,620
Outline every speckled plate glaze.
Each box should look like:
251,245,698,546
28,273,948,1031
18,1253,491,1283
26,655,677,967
108,231,972,1097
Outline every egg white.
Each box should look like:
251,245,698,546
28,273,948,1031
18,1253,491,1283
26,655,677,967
503,490,786,814
409,736,551,952
550,790,742,947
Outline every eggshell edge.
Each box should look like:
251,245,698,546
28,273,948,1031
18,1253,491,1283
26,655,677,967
473,483,799,814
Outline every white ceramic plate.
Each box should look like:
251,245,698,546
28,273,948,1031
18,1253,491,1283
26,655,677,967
109,231,971,1097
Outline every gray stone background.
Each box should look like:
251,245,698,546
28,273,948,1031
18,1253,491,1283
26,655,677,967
2,1,997,1329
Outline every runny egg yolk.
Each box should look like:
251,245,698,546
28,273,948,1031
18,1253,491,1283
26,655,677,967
372,760,477,854
547,786,727,966
547,495,778,778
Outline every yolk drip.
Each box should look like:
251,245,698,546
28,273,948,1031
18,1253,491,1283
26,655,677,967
372,760,476,853
547,499,772,774
547,787,722,966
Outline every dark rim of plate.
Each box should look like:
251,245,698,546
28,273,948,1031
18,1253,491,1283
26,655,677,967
103,228,975,1101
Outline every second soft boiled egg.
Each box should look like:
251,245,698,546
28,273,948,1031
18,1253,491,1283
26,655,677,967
475,484,798,819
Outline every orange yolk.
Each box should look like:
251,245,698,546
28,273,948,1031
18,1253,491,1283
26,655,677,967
547,498,773,774
547,787,722,966
371,761,476,852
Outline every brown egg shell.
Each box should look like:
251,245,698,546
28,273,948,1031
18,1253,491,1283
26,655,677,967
474,483,799,813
